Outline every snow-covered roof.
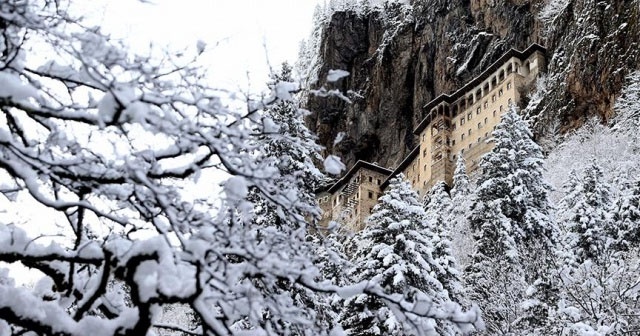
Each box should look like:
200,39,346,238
414,43,546,135
326,160,393,193
381,145,420,189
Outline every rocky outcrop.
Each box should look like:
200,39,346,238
304,0,640,169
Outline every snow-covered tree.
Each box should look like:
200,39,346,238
469,109,556,257
424,182,465,305
612,180,640,249
613,70,640,132
248,62,324,229
0,2,482,335
466,108,558,334
560,161,612,265
340,175,480,336
448,156,475,270
545,117,640,204
554,163,640,334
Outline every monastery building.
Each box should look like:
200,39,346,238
317,44,547,231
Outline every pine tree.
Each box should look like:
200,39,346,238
237,63,331,334
612,180,640,249
560,161,612,265
424,182,465,305
554,163,640,334
466,108,558,333
451,155,472,199
339,175,457,335
448,156,475,269
469,109,556,255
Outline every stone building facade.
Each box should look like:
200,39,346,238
317,161,392,232
317,44,546,231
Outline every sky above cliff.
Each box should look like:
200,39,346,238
99,0,320,92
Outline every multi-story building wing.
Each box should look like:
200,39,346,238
317,161,392,232
316,44,546,231
410,43,546,194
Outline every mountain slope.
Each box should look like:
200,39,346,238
301,0,640,169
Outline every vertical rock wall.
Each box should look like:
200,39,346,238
304,0,640,169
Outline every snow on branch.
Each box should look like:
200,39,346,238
0,2,483,335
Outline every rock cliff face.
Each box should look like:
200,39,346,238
303,0,640,169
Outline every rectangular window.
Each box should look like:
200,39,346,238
452,123,457,130
468,129,472,135
493,110,497,117
460,117,465,125
377,179,381,185
485,132,488,138
468,144,472,149
484,117,488,124
368,191,373,199
451,139,456,146
461,134,465,140
499,89,504,96
467,113,472,120
507,82,512,89
476,107,481,114
368,176,372,183
500,105,503,112
484,101,488,109
478,122,482,129
492,95,496,102
461,149,464,154
477,137,481,143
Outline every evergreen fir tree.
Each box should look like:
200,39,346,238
466,108,558,333
237,63,331,334
612,180,640,249
561,160,612,265
554,163,640,334
425,182,465,304
469,109,556,255
339,175,457,335
448,155,475,270
451,155,472,199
